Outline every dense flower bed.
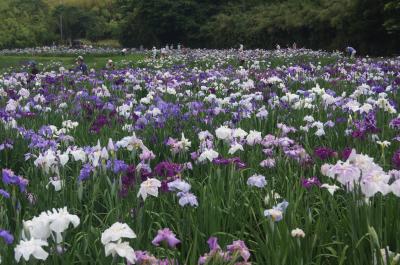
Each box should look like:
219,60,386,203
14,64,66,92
0,48,399,264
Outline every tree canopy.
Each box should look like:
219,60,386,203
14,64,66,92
0,0,398,55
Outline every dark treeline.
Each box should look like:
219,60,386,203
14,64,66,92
1,0,399,55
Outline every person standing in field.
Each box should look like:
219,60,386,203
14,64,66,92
152,46,157,60
346,47,357,58
29,61,39,76
75,56,88,75
27,61,39,89
161,47,167,59
106,59,115,70
238,44,245,66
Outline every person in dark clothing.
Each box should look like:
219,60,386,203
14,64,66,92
345,47,356,58
75,56,88,75
27,61,39,89
29,61,39,76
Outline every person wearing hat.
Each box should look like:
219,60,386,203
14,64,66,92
75,56,88,75
106,59,115,70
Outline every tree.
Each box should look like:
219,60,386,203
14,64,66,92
0,0,54,48
384,0,400,34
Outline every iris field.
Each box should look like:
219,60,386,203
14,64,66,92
0,48,400,264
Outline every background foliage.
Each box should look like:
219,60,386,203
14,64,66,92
0,0,399,55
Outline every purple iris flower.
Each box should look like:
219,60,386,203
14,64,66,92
0,229,14,244
2,169,28,192
119,165,136,197
154,162,182,178
78,163,93,182
0,189,10,198
314,147,336,160
226,240,251,262
152,228,181,248
393,149,400,169
207,237,221,251
0,139,13,150
390,118,400,130
341,147,353,160
107,159,128,174
2,169,19,185
301,176,321,189
177,192,198,207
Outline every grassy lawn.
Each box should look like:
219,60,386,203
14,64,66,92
0,53,147,71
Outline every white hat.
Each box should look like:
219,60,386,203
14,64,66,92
108,59,113,63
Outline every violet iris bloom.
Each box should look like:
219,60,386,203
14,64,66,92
301,176,321,189
393,149,400,169
152,228,181,248
207,237,221,251
0,229,14,244
314,147,336,160
2,169,28,192
0,189,10,198
226,240,251,262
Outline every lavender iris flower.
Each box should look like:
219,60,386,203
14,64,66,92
301,176,322,189
177,192,198,207
152,228,181,248
0,229,14,244
207,237,221,251
78,163,93,182
0,189,10,198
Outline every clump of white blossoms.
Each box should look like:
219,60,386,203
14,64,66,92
15,238,49,262
198,148,219,162
137,178,162,201
215,125,232,141
101,222,137,264
291,228,305,238
15,207,80,263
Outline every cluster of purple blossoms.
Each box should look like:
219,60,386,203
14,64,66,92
154,161,183,192
199,236,251,265
2,169,28,192
301,176,322,189
341,147,353,160
0,188,10,198
106,159,128,174
282,144,313,166
314,147,337,160
393,149,400,169
212,157,246,169
131,250,178,265
0,139,13,151
78,163,94,182
90,114,112,134
389,117,400,130
119,165,136,197
154,161,182,179
351,112,380,139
